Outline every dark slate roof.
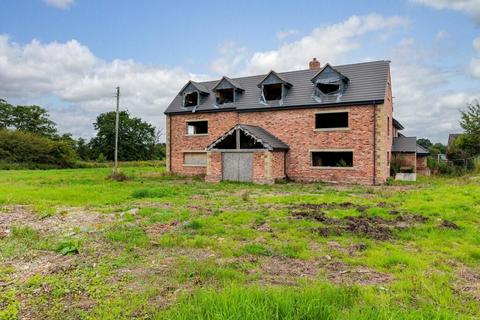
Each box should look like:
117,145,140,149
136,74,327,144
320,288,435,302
416,144,430,155
206,124,289,151
165,60,390,114
392,137,417,153
393,118,404,130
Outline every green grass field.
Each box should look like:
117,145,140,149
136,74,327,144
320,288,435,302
0,166,479,319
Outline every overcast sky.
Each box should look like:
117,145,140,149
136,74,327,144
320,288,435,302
1,0,479,143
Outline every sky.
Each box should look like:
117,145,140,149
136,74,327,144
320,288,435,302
1,0,480,143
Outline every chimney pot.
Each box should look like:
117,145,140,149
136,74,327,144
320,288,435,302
309,57,321,70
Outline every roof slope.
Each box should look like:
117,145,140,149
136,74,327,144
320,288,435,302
392,137,417,153
165,60,390,114
392,137,430,155
207,124,289,151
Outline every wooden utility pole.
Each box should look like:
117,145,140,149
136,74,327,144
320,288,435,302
114,86,120,175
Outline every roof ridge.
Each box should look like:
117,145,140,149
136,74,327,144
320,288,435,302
194,60,390,85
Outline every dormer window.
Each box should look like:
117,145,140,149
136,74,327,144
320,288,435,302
179,80,209,109
311,64,349,101
184,91,198,107
263,83,282,101
316,82,340,94
216,88,234,105
258,70,292,104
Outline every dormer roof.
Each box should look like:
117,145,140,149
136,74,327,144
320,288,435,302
212,76,244,92
179,80,209,96
257,70,292,88
311,63,349,84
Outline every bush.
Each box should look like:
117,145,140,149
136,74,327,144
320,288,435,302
0,129,76,168
474,157,480,174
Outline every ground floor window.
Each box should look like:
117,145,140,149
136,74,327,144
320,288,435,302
311,151,353,167
183,152,207,166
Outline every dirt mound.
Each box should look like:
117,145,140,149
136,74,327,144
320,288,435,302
326,261,394,285
290,204,427,240
455,266,480,301
441,219,460,230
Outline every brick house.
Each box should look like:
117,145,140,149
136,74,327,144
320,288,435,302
164,58,425,184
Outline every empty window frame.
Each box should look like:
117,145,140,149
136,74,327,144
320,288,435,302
316,82,340,94
186,121,208,135
184,91,198,107
216,88,235,105
311,151,353,167
315,112,348,129
262,83,283,101
183,152,207,166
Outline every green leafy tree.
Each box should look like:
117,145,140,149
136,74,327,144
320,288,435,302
75,138,92,161
457,101,480,156
417,138,433,149
89,111,156,161
11,105,57,137
429,142,446,156
0,99,13,128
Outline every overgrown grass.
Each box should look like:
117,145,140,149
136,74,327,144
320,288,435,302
0,167,479,319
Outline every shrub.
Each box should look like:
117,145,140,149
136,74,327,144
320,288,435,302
0,129,76,168
474,157,480,174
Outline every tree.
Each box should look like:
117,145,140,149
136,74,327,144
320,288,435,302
417,138,433,149
0,99,13,128
75,138,92,161
429,143,446,156
11,105,57,137
458,101,480,156
89,111,156,161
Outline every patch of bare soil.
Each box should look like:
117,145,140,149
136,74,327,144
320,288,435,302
440,219,460,230
290,203,428,240
328,241,368,256
5,251,77,282
455,266,480,301
325,261,394,285
145,221,179,237
0,205,115,235
256,256,320,285
252,256,393,286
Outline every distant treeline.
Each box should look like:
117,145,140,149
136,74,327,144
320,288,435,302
0,98,165,169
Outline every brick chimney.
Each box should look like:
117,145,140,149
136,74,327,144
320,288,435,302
309,57,320,70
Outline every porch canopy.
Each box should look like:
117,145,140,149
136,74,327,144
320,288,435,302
206,124,289,151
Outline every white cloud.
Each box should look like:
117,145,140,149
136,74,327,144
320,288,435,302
43,0,74,9
411,0,480,23
470,37,480,77
391,38,477,142
276,29,299,41
0,35,194,138
210,42,247,75
435,30,447,41
245,14,409,74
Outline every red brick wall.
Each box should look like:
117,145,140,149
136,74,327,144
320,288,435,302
393,153,417,171
272,151,286,181
205,151,222,182
167,103,390,184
